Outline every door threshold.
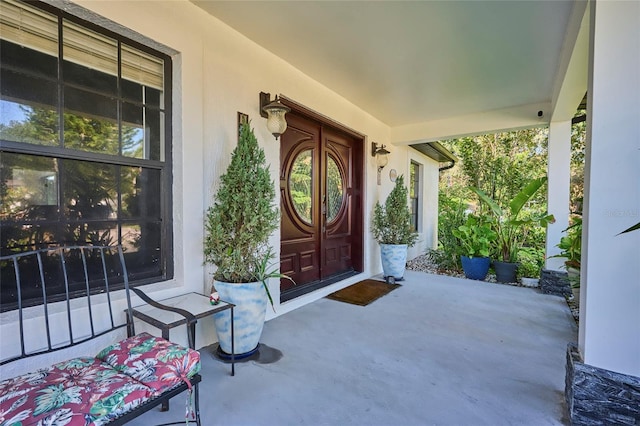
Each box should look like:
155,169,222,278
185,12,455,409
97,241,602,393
281,269,359,303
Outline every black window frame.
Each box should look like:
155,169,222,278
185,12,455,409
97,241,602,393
0,0,173,312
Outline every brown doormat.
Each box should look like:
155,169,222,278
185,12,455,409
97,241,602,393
326,279,401,306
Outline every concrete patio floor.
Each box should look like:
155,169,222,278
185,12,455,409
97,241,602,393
130,270,577,426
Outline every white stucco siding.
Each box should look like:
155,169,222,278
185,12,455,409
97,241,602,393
0,0,441,373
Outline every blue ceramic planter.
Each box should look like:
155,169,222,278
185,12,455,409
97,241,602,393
212,280,268,356
460,256,490,281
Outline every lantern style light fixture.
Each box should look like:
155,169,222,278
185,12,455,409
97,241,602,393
371,142,390,185
260,92,291,140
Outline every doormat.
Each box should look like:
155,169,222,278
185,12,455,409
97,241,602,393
326,279,400,306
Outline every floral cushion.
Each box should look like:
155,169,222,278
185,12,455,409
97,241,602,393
96,332,201,396
0,357,152,426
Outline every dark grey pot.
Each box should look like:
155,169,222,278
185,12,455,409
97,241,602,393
493,261,519,283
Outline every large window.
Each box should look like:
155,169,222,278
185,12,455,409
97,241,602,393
409,161,420,232
0,0,173,310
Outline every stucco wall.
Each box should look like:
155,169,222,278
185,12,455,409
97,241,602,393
0,0,440,377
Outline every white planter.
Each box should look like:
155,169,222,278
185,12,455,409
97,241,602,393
520,277,540,287
212,280,268,356
380,244,408,280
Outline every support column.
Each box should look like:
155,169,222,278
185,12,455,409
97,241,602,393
545,120,572,271
581,0,640,377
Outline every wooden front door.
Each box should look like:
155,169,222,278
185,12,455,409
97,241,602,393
279,112,363,301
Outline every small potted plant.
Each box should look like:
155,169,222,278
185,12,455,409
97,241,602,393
204,121,288,358
452,215,497,280
371,175,419,282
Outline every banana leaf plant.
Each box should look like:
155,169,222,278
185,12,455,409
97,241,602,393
473,177,555,263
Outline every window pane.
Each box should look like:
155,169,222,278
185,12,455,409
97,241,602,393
122,221,163,280
121,44,164,91
0,153,59,222
63,86,118,154
1,40,57,79
61,159,117,221
122,79,143,104
63,221,118,246
146,109,164,161
0,0,58,59
63,59,117,95
0,223,62,255
122,102,144,158
121,167,161,220
0,70,59,146
63,20,117,83
145,86,163,109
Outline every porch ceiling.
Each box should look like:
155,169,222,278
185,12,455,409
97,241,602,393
193,0,577,137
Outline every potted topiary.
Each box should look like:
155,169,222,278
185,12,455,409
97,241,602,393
473,177,555,283
452,215,497,280
204,121,286,358
371,175,419,282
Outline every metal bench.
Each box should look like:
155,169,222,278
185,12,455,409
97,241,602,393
0,245,202,425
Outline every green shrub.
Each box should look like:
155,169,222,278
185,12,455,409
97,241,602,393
204,122,278,283
372,175,418,246
517,246,544,279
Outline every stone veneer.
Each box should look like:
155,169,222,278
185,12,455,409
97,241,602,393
539,269,571,297
565,343,640,425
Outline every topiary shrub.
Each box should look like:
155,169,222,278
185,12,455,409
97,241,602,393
371,175,419,246
204,122,278,284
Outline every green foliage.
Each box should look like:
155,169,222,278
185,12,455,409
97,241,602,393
552,215,582,270
516,246,544,279
473,177,555,262
441,129,549,209
428,192,466,271
371,175,419,246
452,215,497,258
204,122,279,284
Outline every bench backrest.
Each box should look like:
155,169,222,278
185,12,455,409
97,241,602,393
0,245,135,365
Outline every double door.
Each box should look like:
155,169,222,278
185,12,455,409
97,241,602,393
279,113,363,301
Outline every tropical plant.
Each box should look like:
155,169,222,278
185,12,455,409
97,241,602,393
428,193,466,271
553,216,582,270
517,246,544,279
204,122,279,293
473,177,555,263
452,215,497,258
371,175,419,246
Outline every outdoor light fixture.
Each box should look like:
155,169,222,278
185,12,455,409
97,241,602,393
372,142,390,185
260,92,290,140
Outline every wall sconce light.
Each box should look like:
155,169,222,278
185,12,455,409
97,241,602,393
260,92,291,140
372,142,390,185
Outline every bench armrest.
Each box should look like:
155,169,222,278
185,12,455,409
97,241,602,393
129,287,198,349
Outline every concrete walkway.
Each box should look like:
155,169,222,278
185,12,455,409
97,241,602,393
130,270,577,426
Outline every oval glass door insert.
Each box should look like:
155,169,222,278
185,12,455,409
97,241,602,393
289,149,313,224
326,155,344,223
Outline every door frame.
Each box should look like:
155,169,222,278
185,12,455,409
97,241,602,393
279,96,365,301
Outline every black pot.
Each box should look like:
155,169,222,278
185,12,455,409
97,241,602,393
493,261,519,283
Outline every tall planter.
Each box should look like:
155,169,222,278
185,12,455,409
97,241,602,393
460,255,491,281
494,261,518,283
380,244,408,280
213,280,268,357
